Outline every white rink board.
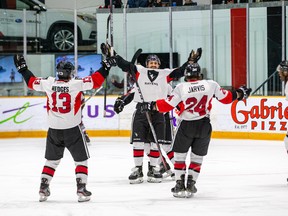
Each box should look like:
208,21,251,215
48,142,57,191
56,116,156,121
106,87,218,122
0,96,287,134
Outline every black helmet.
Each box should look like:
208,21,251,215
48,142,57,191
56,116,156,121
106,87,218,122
184,63,201,79
279,60,288,71
145,54,161,66
56,61,75,80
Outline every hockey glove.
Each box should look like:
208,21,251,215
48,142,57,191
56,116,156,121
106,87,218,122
14,54,28,73
188,47,202,63
139,102,156,113
236,86,252,101
102,57,117,71
114,97,125,114
100,43,117,58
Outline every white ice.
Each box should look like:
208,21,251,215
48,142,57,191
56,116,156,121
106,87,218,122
0,137,288,216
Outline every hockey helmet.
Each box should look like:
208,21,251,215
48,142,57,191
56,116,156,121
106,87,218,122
279,60,288,71
184,63,201,79
145,54,161,67
56,61,75,80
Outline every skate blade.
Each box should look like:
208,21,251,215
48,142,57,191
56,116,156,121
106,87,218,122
173,191,186,198
78,195,91,202
185,191,195,198
39,195,48,202
129,178,144,184
147,177,162,183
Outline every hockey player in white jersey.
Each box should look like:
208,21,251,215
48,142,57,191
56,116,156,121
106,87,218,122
13,54,116,202
277,60,288,182
140,62,252,198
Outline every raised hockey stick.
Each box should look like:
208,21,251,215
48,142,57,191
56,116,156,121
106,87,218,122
83,86,103,105
103,7,112,117
129,62,168,172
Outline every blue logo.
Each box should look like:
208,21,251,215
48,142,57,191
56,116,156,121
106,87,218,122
15,19,22,23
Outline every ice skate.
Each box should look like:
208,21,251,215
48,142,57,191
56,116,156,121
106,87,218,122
39,178,50,202
76,178,92,202
129,166,144,184
159,161,174,179
147,162,162,183
186,175,197,198
171,174,186,198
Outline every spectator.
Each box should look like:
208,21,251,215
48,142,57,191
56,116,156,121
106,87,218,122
104,0,123,8
127,0,148,8
184,0,197,5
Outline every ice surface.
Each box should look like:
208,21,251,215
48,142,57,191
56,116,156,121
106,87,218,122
0,137,287,216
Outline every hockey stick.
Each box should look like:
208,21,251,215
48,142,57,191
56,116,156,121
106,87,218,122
83,86,103,105
103,10,112,117
129,62,168,172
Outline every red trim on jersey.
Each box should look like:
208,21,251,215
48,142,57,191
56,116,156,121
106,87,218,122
149,150,160,158
74,92,82,115
188,162,201,173
91,72,105,88
135,71,140,80
28,77,37,89
156,99,174,113
167,76,173,83
42,166,55,176
133,149,144,157
174,162,186,170
219,91,233,104
75,165,88,174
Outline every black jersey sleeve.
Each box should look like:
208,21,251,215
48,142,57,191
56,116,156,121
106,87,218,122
115,55,137,74
168,61,188,79
19,69,36,85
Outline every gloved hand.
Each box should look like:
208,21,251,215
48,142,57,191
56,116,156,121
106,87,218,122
102,56,117,70
101,43,117,57
114,97,125,114
139,102,156,113
236,86,252,101
14,54,28,72
188,47,202,63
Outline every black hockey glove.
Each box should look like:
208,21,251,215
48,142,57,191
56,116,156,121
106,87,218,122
102,57,117,70
188,47,202,63
100,43,117,58
114,97,125,114
14,54,28,73
236,86,252,101
139,102,156,113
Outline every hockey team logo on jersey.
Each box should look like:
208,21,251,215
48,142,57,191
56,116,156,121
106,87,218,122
147,70,159,83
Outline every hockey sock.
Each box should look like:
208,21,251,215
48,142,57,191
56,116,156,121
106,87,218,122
148,142,160,166
133,142,144,167
75,160,88,184
161,144,174,164
188,152,203,182
174,152,187,181
144,143,151,156
41,159,60,184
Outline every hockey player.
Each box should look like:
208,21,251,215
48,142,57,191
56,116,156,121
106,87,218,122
140,62,252,198
277,60,288,182
103,44,201,184
114,84,175,180
13,54,116,202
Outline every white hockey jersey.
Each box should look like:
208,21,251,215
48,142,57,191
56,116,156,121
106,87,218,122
156,79,234,121
29,73,104,129
133,65,174,102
